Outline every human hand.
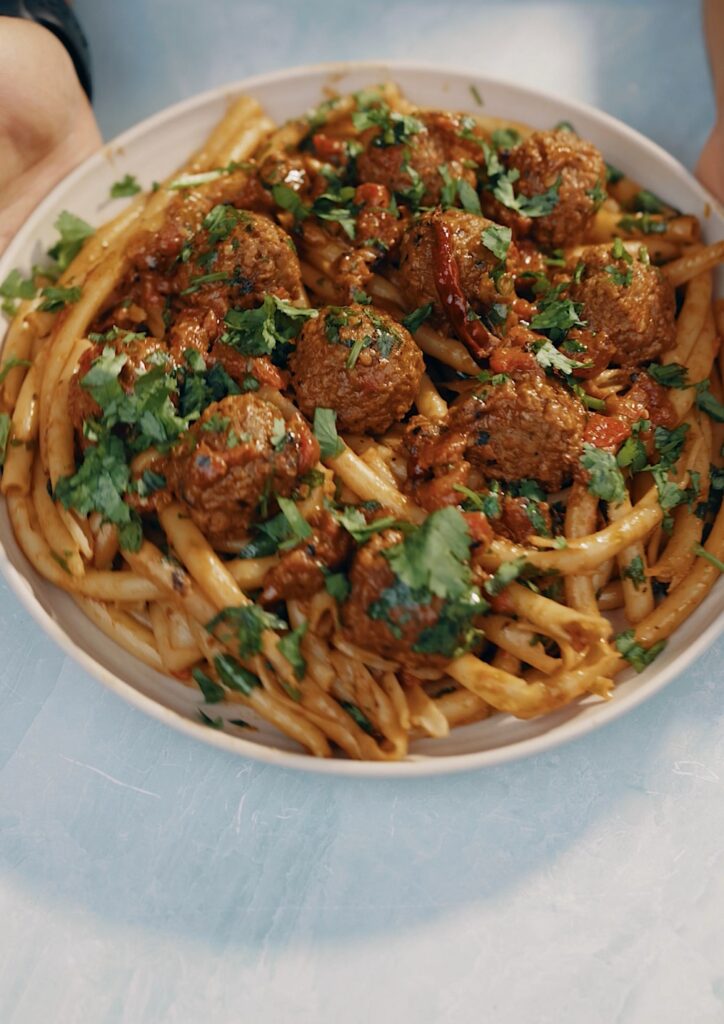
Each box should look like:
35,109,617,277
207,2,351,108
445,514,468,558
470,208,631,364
0,17,101,255
696,120,724,204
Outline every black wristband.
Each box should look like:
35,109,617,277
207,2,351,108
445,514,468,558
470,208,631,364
0,0,93,100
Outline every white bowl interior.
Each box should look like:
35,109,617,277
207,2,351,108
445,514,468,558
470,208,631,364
1,62,722,776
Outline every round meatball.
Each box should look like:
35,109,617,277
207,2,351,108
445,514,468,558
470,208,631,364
172,209,304,317
398,208,516,314
447,371,586,491
165,394,319,542
289,303,424,434
483,129,606,248
568,244,676,364
341,530,481,668
356,110,481,208
68,334,172,438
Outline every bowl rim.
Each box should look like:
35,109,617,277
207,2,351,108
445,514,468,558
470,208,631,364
1,58,722,778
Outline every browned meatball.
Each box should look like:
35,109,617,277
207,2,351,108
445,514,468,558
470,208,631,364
289,303,424,434
568,243,676,364
165,394,319,542
341,529,480,668
68,334,172,438
483,130,606,248
259,509,353,605
449,372,586,490
172,210,304,318
398,208,516,314
356,110,481,207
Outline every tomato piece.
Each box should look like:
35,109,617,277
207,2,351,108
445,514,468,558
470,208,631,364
354,182,391,208
583,413,631,450
462,511,493,546
489,347,539,374
312,133,346,161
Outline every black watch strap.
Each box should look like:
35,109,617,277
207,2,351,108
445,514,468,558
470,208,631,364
0,0,93,99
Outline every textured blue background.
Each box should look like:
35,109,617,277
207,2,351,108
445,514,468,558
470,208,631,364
1,2,723,1022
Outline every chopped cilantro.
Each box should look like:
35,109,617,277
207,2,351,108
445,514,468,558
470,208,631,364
615,629,666,672
580,443,626,503
324,571,351,602
692,543,724,573
334,506,403,543
533,340,587,376
606,162,624,184
38,285,82,312
313,407,344,458
469,84,484,106
0,268,37,314
198,709,224,729
214,653,262,695
633,189,665,214
278,621,308,680
530,289,586,342
272,183,310,222
646,362,688,389
340,701,375,734
277,496,312,543
192,667,225,704
110,174,141,199
221,294,316,358
695,381,724,423
0,413,10,467
47,211,94,271
617,213,666,235
483,556,527,597
453,483,501,518
491,127,521,150
622,555,646,590
207,606,287,659
402,303,433,334
457,178,482,214
351,103,423,147
383,507,472,600
482,224,512,262
0,357,32,385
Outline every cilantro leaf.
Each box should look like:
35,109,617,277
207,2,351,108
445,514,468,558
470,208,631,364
192,668,225,704
622,555,646,589
580,443,626,503
0,357,32,385
0,413,10,467
333,506,403,543
278,621,308,680
483,556,527,597
617,213,666,235
646,362,688,389
482,224,511,262
491,127,521,150
221,294,316,358
351,104,423,147
38,285,82,312
214,653,262,695
47,211,94,271
277,497,312,543
615,629,666,672
110,174,141,199
533,340,587,376
402,303,433,334
313,407,344,459
692,543,724,573
633,189,665,214
324,571,351,602
207,606,287,659
695,381,724,423
383,507,472,600
0,268,37,314
272,183,310,222
530,290,586,342
340,701,375,734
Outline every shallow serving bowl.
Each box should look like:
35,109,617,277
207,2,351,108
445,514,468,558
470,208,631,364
0,62,721,776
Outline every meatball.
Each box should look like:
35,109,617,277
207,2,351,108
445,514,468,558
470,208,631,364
289,303,424,434
341,529,480,668
68,334,172,437
165,394,319,541
259,509,353,605
483,129,606,248
172,210,304,318
356,110,481,207
398,208,516,314
450,372,585,490
568,243,676,364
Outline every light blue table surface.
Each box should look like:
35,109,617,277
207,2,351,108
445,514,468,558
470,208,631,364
2,2,723,1022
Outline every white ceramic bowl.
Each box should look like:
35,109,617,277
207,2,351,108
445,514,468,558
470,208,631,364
1,62,722,776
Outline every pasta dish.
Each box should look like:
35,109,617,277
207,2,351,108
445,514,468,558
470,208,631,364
0,83,722,760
